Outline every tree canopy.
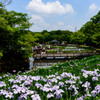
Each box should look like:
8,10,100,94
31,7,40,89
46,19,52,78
32,11,100,48
0,4,100,60
0,4,36,59
80,11,100,47
32,30,73,44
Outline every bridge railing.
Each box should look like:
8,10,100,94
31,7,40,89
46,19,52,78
33,51,98,59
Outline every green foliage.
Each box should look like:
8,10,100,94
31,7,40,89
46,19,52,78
0,4,36,58
91,32,100,46
91,11,100,24
70,31,86,44
32,11,100,48
0,55,100,100
80,11,100,47
0,52,3,59
33,32,44,43
33,30,72,43
18,32,36,47
46,49,57,54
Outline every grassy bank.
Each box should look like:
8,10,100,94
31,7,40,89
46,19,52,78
0,55,100,100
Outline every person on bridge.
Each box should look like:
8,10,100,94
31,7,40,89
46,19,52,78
57,48,59,53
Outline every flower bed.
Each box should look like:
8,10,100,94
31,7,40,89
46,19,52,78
45,45,94,54
62,50,94,54
46,49,57,54
0,55,100,100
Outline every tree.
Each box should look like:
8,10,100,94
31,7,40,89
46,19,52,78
41,30,48,34
33,32,44,43
92,32,100,47
43,32,52,42
80,11,100,47
91,11,100,24
70,31,86,44
0,4,36,59
61,30,72,43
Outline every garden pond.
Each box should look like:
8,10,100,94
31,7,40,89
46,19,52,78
0,45,95,74
0,56,89,74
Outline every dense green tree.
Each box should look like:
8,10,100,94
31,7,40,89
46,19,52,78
91,32,100,47
0,4,36,59
80,11,100,47
32,30,73,43
33,11,100,47
70,31,86,44
49,30,58,40
43,32,52,42
33,32,44,43
61,30,72,43
41,30,48,35
80,21,95,45
91,11,100,24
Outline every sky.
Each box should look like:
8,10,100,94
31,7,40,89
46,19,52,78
6,0,100,32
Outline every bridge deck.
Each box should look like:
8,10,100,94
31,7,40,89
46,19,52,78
33,52,96,59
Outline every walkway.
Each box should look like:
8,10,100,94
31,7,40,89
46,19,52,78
33,52,97,59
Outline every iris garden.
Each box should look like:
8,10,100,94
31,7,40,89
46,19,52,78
0,55,100,100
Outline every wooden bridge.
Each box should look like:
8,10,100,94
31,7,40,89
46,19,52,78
33,52,97,59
